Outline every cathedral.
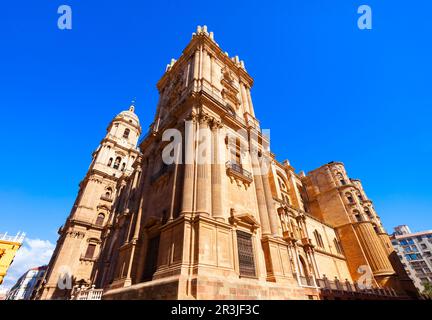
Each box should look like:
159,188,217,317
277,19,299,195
37,26,417,300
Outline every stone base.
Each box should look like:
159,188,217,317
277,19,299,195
102,274,320,300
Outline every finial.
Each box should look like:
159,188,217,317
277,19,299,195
129,98,136,112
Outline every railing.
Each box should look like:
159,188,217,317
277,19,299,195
0,232,25,244
316,276,398,298
226,161,253,181
71,285,103,300
299,276,315,287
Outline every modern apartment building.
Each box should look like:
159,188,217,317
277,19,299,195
391,225,432,292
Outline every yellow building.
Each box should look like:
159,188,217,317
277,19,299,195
38,26,418,300
0,232,25,285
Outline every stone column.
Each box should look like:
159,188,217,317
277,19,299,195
261,157,280,236
252,153,271,235
202,50,211,84
169,137,182,221
210,55,217,88
193,49,200,90
211,120,224,220
195,115,212,216
125,163,145,283
246,87,255,117
354,221,394,276
181,115,196,215
240,83,250,115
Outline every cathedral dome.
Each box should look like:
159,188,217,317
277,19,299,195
114,104,140,129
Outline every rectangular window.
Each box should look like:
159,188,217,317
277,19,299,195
142,235,160,282
84,244,96,259
237,231,256,277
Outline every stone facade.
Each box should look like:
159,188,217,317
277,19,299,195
37,106,141,300
38,26,417,300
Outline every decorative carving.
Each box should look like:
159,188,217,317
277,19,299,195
226,160,252,189
229,208,260,233
221,67,241,110
67,231,85,239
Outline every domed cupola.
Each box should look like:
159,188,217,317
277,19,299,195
114,103,141,132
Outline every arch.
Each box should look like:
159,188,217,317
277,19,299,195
277,173,291,205
121,163,126,172
333,238,343,254
107,158,113,167
113,157,122,170
105,187,113,198
353,210,363,222
298,255,309,277
123,128,130,139
345,192,354,204
336,172,346,185
95,213,105,226
84,243,97,259
313,230,324,248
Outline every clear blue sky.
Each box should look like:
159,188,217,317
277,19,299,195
0,0,431,244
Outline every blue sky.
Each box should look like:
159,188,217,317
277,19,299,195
0,0,431,246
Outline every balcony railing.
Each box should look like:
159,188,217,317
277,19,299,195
226,161,253,183
0,232,25,244
299,275,315,287
71,285,103,300
316,276,398,298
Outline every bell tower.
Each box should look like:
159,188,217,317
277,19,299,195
38,103,141,300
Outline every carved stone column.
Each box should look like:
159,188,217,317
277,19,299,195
251,153,271,235
181,114,196,215
261,157,280,236
246,87,255,117
195,114,212,216
211,120,224,220
240,83,250,115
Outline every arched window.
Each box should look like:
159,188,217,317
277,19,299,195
337,172,346,186
95,213,105,226
299,256,309,277
107,158,113,167
354,210,363,222
364,207,372,218
345,192,354,204
357,193,364,203
105,187,112,198
113,157,121,170
123,128,130,139
298,255,313,285
84,244,97,259
334,238,343,254
278,175,291,205
121,163,126,172
313,230,324,248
